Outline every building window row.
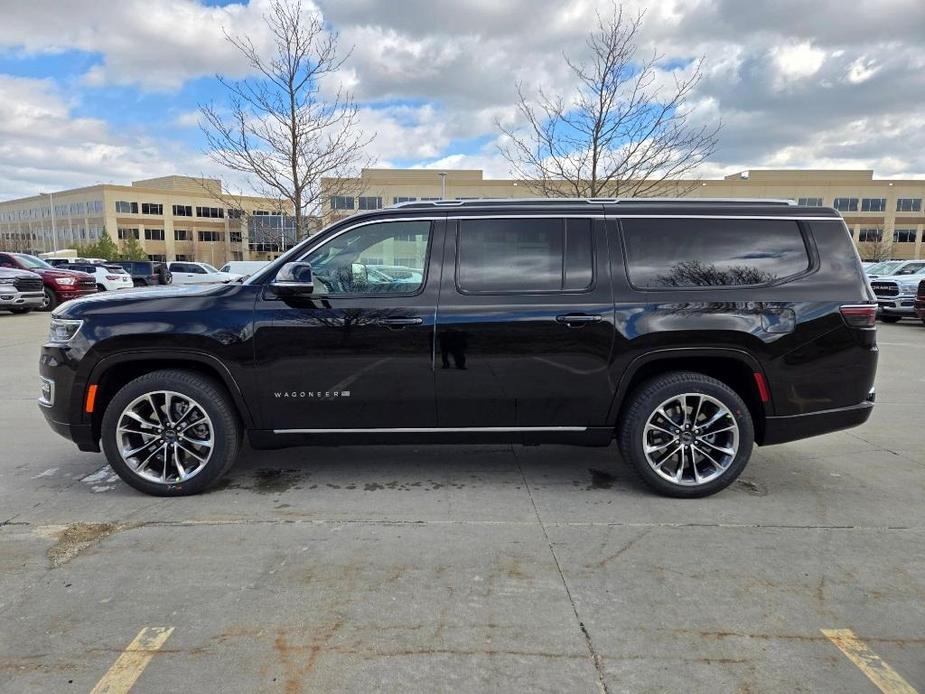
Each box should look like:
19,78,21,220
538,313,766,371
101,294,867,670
896,198,922,212
894,229,917,243
198,231,223,242
118,227,139,240
858,228,882,242
197,206,225,218
359,196,382,210
175,229,188,241
144,228,165,241
797,197,823,207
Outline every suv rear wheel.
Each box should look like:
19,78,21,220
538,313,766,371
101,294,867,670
101,369,241,496
618,371,754,498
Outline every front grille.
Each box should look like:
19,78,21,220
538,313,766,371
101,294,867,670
13,276,43,292
871,281,898,297
77,278,96,291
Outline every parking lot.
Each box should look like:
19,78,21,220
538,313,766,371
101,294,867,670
0,310,922,693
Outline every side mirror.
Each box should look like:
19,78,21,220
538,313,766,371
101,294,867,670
270,261,315,297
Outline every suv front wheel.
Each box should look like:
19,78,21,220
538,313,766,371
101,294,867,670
101,369,241,496
618,372,755,498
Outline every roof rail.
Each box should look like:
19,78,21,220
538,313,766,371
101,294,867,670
390,197,797,208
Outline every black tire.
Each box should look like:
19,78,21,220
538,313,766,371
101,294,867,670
879,315,901,323
101,369,241,496
40,287,58,311
618,371,755,498
96,283,106,292
9,307,33,314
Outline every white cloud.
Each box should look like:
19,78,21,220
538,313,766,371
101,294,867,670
771,42,827,87
0,0,293,91
0,75,204,199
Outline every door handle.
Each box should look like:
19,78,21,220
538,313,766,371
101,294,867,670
556,313,602,326
377,317,424,328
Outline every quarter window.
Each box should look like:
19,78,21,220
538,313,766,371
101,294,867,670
456,218,593,293
301,221,431,295
833,197,858,212
622,219,810,289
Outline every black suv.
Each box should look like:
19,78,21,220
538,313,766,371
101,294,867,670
38,199,878,498
112,260,172,286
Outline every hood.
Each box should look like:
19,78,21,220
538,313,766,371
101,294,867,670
0,266,38,279
873,271,925,282
31,266,93,279
52,282,231,317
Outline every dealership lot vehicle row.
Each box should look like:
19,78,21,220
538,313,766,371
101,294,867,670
1,312,922,692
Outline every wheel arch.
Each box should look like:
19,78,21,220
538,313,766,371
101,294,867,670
609,348,771,445
86,350,255,445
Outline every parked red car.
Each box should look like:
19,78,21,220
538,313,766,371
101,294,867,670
915,279,925,325
0,252,96,310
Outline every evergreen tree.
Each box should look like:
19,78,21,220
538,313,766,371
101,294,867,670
119,236,148,260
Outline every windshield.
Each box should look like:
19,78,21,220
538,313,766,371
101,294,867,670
202,263,219,273
868,261,901,275
14,254,52,269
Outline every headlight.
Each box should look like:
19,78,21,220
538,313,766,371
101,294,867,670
898,280,921,293
55,277,76,286
0,276,15,285
48,318,83,343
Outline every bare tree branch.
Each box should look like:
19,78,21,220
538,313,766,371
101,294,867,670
200,0,374,239
497,3,720,198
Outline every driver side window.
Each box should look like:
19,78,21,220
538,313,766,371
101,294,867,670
303,220,431,295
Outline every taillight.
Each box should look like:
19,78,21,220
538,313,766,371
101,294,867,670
105,275,120,280
840,304,877,328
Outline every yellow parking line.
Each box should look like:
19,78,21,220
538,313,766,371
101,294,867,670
822,628,918,694
90,626,175,694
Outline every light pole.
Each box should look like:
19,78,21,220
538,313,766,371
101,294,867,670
439,172,447,200
40,192,58,252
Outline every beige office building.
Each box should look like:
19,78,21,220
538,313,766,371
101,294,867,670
322,168,925,260
0,176,292,264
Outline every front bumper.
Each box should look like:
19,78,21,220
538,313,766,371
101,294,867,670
761,393,875,445
876,294,917,316
0,289,44,308
55,288,96,302
38,345,101,452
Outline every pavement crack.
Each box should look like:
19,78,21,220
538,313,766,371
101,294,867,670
512,446,610,694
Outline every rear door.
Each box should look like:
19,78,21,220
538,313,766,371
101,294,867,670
435,214,615,428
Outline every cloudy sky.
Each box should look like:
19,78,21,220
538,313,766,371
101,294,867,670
1,0,924,200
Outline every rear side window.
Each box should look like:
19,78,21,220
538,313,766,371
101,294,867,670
621,218,810,289
457,218,593,293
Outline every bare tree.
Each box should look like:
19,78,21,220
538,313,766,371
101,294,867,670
857,229,894,262
200,0,373,239
497,4,720,198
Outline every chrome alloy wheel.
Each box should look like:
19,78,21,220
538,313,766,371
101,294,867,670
642,393,739,486
115,390,214,485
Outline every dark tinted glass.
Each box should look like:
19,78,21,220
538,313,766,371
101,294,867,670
622,219,809,288
564,220,592,289
457,218,593,292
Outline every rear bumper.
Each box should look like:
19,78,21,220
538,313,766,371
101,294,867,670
761,395,875,446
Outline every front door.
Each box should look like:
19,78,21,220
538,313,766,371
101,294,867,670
254,217,442,431
435,215,615,428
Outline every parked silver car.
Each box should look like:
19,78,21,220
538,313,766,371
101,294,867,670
0,266,45,314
